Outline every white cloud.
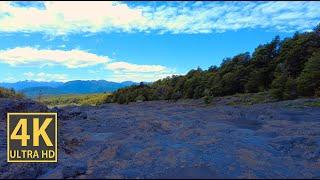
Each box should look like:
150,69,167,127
106,61,167,73
23,72,68,82
0,1,319,34
106,72,178,83
105,61,176,82
0,46,177,82
0,1,147,35
0,47,110,68
3,76,16,83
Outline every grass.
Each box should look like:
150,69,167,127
225,91,276,106
304,100,320,107
39,93,110,107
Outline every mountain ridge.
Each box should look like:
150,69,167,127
0,80,138,97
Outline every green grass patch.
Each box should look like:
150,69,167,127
225,91,276,106
304,101,320,107
39,93,110,107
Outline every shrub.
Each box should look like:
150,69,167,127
315,87,320,97
203,95,213,104
135,95,146,102
0,87,24,99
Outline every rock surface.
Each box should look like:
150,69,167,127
0,98,320,178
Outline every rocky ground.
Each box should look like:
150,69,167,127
0,97,320,179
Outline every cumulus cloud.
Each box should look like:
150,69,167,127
106,61,167,73
23,72,68,82
0,46,177,82
0,1,319,34
105,61,176,82
106,71,178,83
0,47,110,68
0,1,147,35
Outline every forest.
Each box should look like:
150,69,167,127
107,24,320,104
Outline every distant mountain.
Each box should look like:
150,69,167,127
0,80,63,90
20,86,63,97
0,80,137,97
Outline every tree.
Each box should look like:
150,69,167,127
271,63,287,100
245,36,280,92
107,23,320,104
297,51,320,96
276,31,320,78
283,77,298,100
314,23,320,36
271,63,298,100
139,82,145,87
117,94,127,104
208,65,218,72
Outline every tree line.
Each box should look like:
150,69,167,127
106,24,320,104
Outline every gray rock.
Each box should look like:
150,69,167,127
1,97,320,178
62,163,87,178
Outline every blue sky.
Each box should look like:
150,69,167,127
0,1,319,82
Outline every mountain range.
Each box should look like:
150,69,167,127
0,80,138,97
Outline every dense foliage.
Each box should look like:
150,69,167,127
0,87,24,99
108,25,320,104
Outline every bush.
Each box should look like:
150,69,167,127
271,72,287,100
135,95,146,102
315,87,320,97
203,95,213,104
104,95,114,103
283,78,298,100
117,94,128,104
0,87,24,99
171,91,182,101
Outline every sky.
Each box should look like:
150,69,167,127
0,1,319,83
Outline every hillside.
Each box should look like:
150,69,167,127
108,25,320,104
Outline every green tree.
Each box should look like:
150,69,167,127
245,36,280,92
271,63,287,100
283,77,298,100
271,63,298,100
277,31,320,78
107,23,320,104
297,51,320,96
